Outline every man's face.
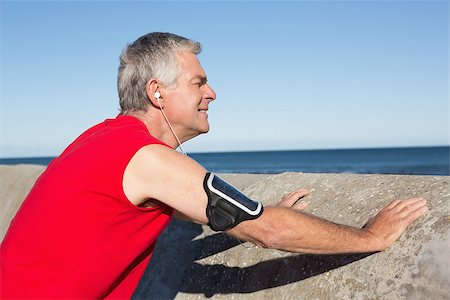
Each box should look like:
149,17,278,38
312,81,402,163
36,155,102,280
162,51,216,142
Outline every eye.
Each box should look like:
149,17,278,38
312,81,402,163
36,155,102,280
192,77,207,86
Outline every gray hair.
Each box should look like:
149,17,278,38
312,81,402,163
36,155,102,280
118,32,201,114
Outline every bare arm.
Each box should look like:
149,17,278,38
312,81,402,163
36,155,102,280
124,145,427,254
227,196,427,254
123,144,209,224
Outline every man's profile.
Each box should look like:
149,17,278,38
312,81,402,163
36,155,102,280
0,32,427,298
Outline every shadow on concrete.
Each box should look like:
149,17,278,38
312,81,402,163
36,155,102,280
180,233,374,298
133,220,374,299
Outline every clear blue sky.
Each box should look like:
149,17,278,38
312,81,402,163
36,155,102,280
1,0,448,157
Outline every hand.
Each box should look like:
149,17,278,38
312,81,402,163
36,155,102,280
363,197,427,251
276,189,309,211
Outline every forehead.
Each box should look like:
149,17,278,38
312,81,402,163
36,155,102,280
176,51,206,79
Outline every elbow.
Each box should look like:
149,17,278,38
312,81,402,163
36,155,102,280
261,227,304,253
260,231,278,249
238,224,276,249
257,207,286,249
261,227,284,250
249,228,275,249
228,217,278,249
228,206,285,250
251,207,284,249
255,220,281,249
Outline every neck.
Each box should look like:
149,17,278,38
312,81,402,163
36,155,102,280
125,110,182,150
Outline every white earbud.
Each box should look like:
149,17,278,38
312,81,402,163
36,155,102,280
152,89,187,156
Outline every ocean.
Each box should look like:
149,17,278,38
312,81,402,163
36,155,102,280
1,146,448,176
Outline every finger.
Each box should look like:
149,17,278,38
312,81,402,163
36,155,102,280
387,197,425,211
386,199,401,209
292,201,308,211
279,189,309,202
278,196,296,207
291,189,309,198
398,198,427,218
278,189,309,207
403,205,428,225
282,189,309,198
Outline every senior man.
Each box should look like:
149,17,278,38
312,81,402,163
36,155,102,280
0,32,427,298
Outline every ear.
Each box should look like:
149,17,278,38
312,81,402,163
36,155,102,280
145,79,163,109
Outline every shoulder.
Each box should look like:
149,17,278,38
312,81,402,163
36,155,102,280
123,144,207,211
129,144,206,184
132,144,191,167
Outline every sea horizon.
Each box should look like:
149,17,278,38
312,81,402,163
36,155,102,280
1,146,449,176
1,145,448,159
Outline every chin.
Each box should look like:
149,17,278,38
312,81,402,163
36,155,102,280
187,126,210,141
196,128,209,136
198,123,210,134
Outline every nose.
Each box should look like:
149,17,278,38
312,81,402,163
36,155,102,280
203,83,217,102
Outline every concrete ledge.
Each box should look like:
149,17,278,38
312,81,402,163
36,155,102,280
136,173,449,300
0,164,46,239
1,165,448,299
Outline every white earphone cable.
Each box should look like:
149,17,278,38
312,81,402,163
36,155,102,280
157,97,187,156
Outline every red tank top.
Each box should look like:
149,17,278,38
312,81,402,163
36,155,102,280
1,115,174,298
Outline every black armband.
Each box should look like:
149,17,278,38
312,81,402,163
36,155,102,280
204,172,263,231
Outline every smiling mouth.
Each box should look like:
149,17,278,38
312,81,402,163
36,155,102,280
198,109,208,113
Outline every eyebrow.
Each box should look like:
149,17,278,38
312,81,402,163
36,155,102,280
191,75,208,83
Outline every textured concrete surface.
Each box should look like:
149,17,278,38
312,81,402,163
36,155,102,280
135,172,449,300
0,164,46,239
1,165,449,299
